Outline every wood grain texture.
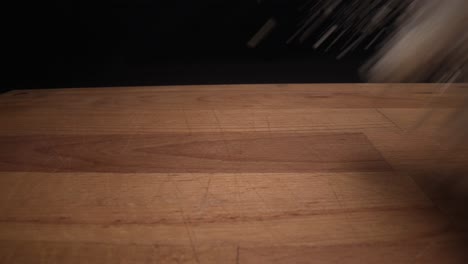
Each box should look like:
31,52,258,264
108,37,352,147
0,133,390,173
0,172,431,225
0,84,467,263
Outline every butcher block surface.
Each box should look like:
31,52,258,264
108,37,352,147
0,84,467,263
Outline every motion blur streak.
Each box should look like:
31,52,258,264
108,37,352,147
291,0,468,222
364,0,468,225
364,0,468,83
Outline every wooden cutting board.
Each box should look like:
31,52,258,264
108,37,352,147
0,84,467,263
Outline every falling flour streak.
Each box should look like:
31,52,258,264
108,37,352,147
365,28,386,50
247,18,277,48
287,0,410,58
249,0,467,82
325,30,346,51
337,34,366,60
314,25,338,49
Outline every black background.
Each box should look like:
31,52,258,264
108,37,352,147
4,0,374,92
